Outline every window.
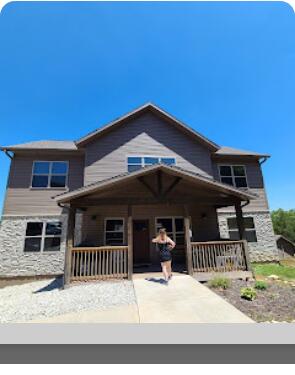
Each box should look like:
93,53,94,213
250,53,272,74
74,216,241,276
127,156,176,172
24,221,62,252
32,161,68,188
227,217,257,242
219,165,248,188
155,217,184,245
105,218,124,245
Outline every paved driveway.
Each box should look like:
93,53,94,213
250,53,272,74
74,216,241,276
30,274,253,323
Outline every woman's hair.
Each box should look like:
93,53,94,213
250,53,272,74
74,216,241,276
156,228,168,241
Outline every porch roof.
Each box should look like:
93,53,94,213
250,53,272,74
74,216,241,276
54,164,256,205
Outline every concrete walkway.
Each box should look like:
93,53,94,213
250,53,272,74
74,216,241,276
29,274,253,323
133,274,253,323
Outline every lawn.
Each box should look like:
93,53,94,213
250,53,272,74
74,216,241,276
252,262,295,281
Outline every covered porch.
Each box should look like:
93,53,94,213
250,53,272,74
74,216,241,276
55,164,255,285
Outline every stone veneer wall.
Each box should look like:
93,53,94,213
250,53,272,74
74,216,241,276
217,211,279,262
0,215,68,277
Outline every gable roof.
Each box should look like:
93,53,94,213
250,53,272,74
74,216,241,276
75,102,219,150
55,163,256,204
215,146,270,158
275,235,295,247
0,140,77,152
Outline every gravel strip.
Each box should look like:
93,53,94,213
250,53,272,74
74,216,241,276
0,277,136,323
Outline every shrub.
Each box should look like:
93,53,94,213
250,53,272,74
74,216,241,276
254,281,268,290
208,277,231,290
241,287,257,301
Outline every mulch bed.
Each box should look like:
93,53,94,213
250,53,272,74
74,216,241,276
206,279,295,322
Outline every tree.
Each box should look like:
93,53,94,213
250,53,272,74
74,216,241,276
271,209,295,243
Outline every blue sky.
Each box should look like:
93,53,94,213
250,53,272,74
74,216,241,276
0,1,294,212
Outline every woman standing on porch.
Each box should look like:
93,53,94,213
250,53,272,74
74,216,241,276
152,228,175,285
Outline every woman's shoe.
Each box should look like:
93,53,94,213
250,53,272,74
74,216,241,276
168,274,173,280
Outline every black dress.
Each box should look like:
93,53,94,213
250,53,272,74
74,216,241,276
157,241,172,262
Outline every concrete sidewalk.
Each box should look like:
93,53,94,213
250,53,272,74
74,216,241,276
133,274,253,323
28,274,253,323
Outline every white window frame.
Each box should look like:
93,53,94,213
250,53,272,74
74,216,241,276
31,161,69,189
218,164,248,188
155,216,184,244
104,217,125,246
24,221,62,253
126,155,177,172
227,216,257,243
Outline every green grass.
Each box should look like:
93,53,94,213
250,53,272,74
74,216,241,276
252,262,295,281
208,277,231,289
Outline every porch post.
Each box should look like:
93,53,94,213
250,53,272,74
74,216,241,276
184,205,193,276
127,205,133,280
64,206,76,287
234,202,245,240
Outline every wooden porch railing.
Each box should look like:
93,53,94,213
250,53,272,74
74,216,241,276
191,240,249,273
70,246,128,281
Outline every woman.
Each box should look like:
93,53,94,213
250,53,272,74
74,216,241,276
152,228,176,284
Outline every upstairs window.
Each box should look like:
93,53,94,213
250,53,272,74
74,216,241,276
227,217,257,242
219,165,248,188
31,161,68,188
24,221,62,252
127,156,176,172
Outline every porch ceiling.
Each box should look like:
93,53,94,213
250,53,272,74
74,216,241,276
55,164,256,207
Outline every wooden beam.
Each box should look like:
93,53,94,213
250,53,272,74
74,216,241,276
157,170,163,196
72,197,238,207
137,176,158,198
127,206,133,280
235,202,246,240
162,176,182,197
64,206,76,287
184,205,193,276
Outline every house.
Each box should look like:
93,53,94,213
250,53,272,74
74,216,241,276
0,103,278,283
275,235,295,258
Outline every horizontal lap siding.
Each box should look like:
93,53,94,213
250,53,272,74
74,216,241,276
212,159,269,212
80,204,219,263
84,112,213,184
3,153,84,215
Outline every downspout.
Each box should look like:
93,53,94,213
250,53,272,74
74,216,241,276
259,156,268,165
2,149,14,159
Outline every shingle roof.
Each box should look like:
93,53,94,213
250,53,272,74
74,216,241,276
54,163,257,203
1,140,77,151
215,146,269,158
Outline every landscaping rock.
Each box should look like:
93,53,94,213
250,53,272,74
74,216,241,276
0,277,136,323
268,275,279,280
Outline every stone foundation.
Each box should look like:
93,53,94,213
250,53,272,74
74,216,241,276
0,215,68,277
217,211,279,262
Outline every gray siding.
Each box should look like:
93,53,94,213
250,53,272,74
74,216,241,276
80,204,219,264
84,112,214,184
212,159,269,212
3,152,84,215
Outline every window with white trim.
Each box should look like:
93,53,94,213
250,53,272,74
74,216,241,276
219,165,248,188
24,221,62,252
105,218,125,245
127,156,176,172
227,217,257,242
31,161,68,188
155,217,184,245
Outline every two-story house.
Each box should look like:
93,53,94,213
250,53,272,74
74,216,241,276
0,103,278,283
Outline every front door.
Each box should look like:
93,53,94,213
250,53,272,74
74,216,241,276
133,220,150,266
